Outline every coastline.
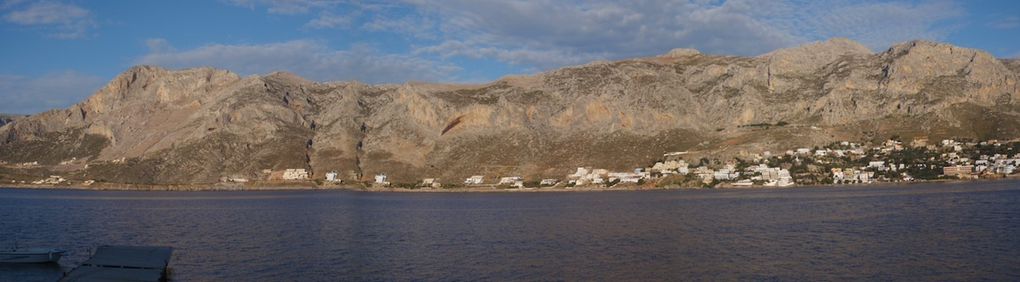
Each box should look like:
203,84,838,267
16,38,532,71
3,175,1017,193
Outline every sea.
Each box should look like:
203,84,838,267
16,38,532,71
1,180,1019,281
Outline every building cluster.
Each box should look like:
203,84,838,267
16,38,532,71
821,139,1019,184
21,137,1006,189
282,169,309,180
31,175,66,185
939,140,1018,178
354,138,1018,189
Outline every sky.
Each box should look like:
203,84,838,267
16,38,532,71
0,0,1018,114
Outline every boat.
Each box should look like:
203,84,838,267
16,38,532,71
0,248,67,263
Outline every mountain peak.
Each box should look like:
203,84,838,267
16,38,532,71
763,38,871,58
662,48,701,58
263,71,312,85
762,38,871,76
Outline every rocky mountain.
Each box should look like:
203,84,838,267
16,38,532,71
2,38,1019,185
0,114,24,127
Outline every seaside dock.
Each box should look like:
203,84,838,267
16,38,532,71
60,245,173,282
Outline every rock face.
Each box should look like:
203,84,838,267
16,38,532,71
2,39,1020,185
0,114,23,127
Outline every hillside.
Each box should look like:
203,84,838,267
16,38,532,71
1,38,1019,185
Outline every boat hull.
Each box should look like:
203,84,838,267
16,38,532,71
0,249,65,263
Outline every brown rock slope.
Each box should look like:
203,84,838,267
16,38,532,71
2,39,1019,185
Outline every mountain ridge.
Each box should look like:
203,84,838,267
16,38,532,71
2,38,1019,185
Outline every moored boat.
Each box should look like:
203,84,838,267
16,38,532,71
0,248,66,263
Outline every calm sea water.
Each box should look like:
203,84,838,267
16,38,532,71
1,181,1019,281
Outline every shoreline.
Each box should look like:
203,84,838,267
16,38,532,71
3,175,1017,193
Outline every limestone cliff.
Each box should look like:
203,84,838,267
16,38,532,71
2,39,1019,185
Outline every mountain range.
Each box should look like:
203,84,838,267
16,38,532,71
1,38,1019,185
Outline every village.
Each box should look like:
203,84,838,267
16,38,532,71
269,137,1020,190
9,138,1020,191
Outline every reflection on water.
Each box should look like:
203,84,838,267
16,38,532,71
2,181,1019,281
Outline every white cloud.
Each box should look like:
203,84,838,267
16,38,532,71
790,0,963,50
362,13,435,39
144,38,174,53
136,39,460,83
2,1,96,39
225,0,965,73
988,16,1020,29
225,0,343,15
0,71,106,114
305,11,354,29
391,0,960,70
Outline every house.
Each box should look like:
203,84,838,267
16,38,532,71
325,171,340,182
32,175,66,185
465,175,485,185
693,166,714,183
421,178,440,188
777,169,793,186
567,167,609,186
651,160,689,174
996,165,1016,175
943,165,974,178
761,168,793,186
569,167,590,178
282,169,309,180
374,174,389,185
608,172,644,183
831,168,846,184
868,161,886,168
499,176,523,185
712,168,739,181
540,179,559,186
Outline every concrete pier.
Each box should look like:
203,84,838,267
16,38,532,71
61,245,173,282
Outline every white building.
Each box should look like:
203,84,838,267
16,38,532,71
374,174,389,185
283,168,309,180
465,175,485,185
997,165,1016,175
567,167,610,186
693,166,715,183
32,175,66,185
421,178,440,188
651,160,689,174
325,171,340,182
608,172,645,183
499,176,523,185
712,168,740,181
540,179,559,186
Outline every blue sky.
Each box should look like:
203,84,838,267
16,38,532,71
0,0,1018,114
